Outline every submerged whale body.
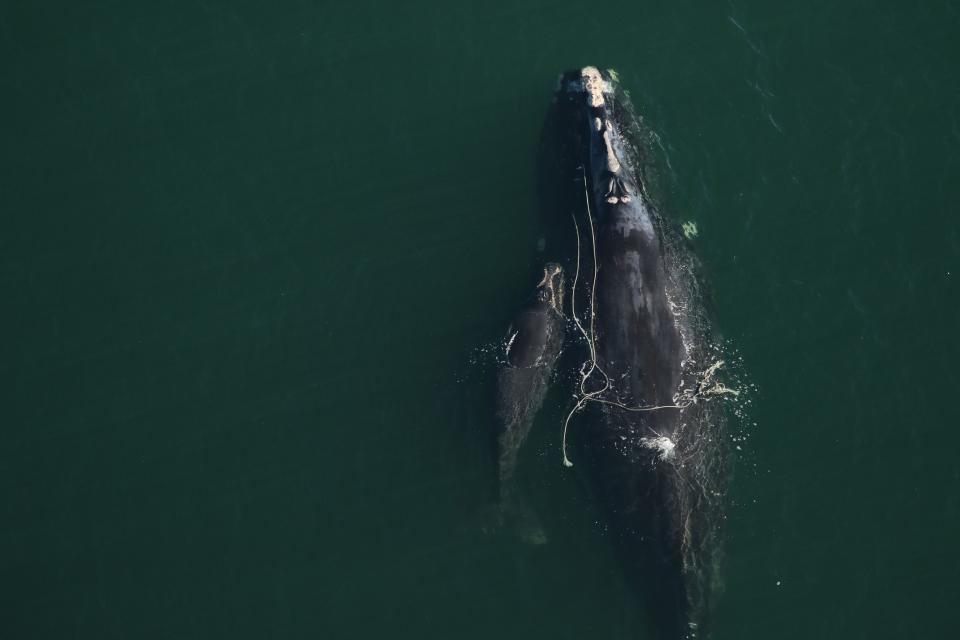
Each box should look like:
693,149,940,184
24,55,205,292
495,67,729,639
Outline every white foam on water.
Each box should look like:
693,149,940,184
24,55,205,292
641,435,676,462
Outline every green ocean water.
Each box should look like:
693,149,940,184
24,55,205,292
3,1,959,638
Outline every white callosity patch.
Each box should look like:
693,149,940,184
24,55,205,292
641,435,677,462
566,66,613,106
603,124,622,174
580,66,611,106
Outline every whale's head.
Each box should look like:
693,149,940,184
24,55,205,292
553,66,642,211
535,262,564,314
558,66,617,110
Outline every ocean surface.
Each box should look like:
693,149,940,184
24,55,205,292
3,1,959,638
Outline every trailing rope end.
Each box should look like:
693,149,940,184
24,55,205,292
562,456,574,468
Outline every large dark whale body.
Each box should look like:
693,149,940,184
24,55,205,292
547,67,727,639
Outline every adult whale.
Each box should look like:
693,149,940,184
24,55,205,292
548,67,729,639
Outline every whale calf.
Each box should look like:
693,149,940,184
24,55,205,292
495,263,565,504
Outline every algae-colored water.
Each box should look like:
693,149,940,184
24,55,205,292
3,2,958,638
